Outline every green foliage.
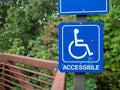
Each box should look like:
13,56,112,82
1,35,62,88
8,38,25,55
88,0,120,89
66,73,74,90
85,74,97,90
85,78,97,90
96,72,120,90
0,0,57,52
26,15,75,60
27,39,48,59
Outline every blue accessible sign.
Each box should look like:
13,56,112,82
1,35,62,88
58,0,109,15
58,22,104,72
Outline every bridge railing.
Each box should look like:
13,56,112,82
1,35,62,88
0,53,65,90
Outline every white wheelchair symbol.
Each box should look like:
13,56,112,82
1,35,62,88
68,29,93,59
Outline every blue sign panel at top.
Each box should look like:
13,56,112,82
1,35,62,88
58,0,109,15
58,22,104,72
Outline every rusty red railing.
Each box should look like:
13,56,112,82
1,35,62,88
0,53,65,90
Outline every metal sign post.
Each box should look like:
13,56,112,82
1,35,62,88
74,73,85,90
74,15,87,90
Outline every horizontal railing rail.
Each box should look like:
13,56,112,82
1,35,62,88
0,53,65,90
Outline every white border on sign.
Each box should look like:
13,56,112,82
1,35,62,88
60,0,108,14
62,25,101,63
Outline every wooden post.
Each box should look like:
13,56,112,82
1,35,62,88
74,15,87,90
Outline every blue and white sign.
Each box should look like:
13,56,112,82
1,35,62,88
58,22,104,72
58,0,109,15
